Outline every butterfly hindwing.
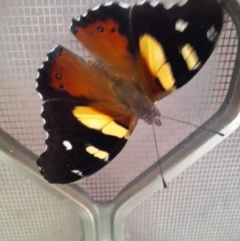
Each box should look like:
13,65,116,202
38,100,133,184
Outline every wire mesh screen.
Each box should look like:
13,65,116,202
0,162,82,241
1,0,240,240
0,0,238,206
126,125,240,241
78,12,238,202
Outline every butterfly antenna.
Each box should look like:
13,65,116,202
161,115,224,137
152,124,167,189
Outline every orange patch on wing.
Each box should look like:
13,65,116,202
74,19,136,79
74,19,163,98
47,47,135,121
48,49,119,104
49,49,101,98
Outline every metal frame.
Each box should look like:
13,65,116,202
1,0,240,240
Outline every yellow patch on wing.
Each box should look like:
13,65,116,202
86,145,109,161
139,34,175,91
73,106,128,138
101,121,127,138
181,44,200,70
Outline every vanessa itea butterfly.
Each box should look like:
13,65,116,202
36,0,223,184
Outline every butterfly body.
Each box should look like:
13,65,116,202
36,0,223,184
86,59,160,124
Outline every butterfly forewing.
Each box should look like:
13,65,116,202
130,0,223,101
71,3,159,95
36,45,137,184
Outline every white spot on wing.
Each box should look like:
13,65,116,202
40,106,44,114
71,170,84,177
164,2,174,9
178,0,188,6
91,4,100,11
104,1,113,6
36,72,40,80
175,19,188,32
45,56,49,62
72,170,80,173
44,145,48,152
63,140,72,150
137,0,146,5
50,45,58,53
42,118,46,124
39,166,42,171
119,2,130,8
45,132,49,140
150,1,158,7
207,26,218,42
82,12,87,17
37,92,43,100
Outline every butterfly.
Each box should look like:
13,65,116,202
36,0,223,184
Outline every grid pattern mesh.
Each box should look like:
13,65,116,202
1,0,240,240
0,0,238,203
126,125,240,241
78,13,238,202
0,162,82,241
0,0,238,202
